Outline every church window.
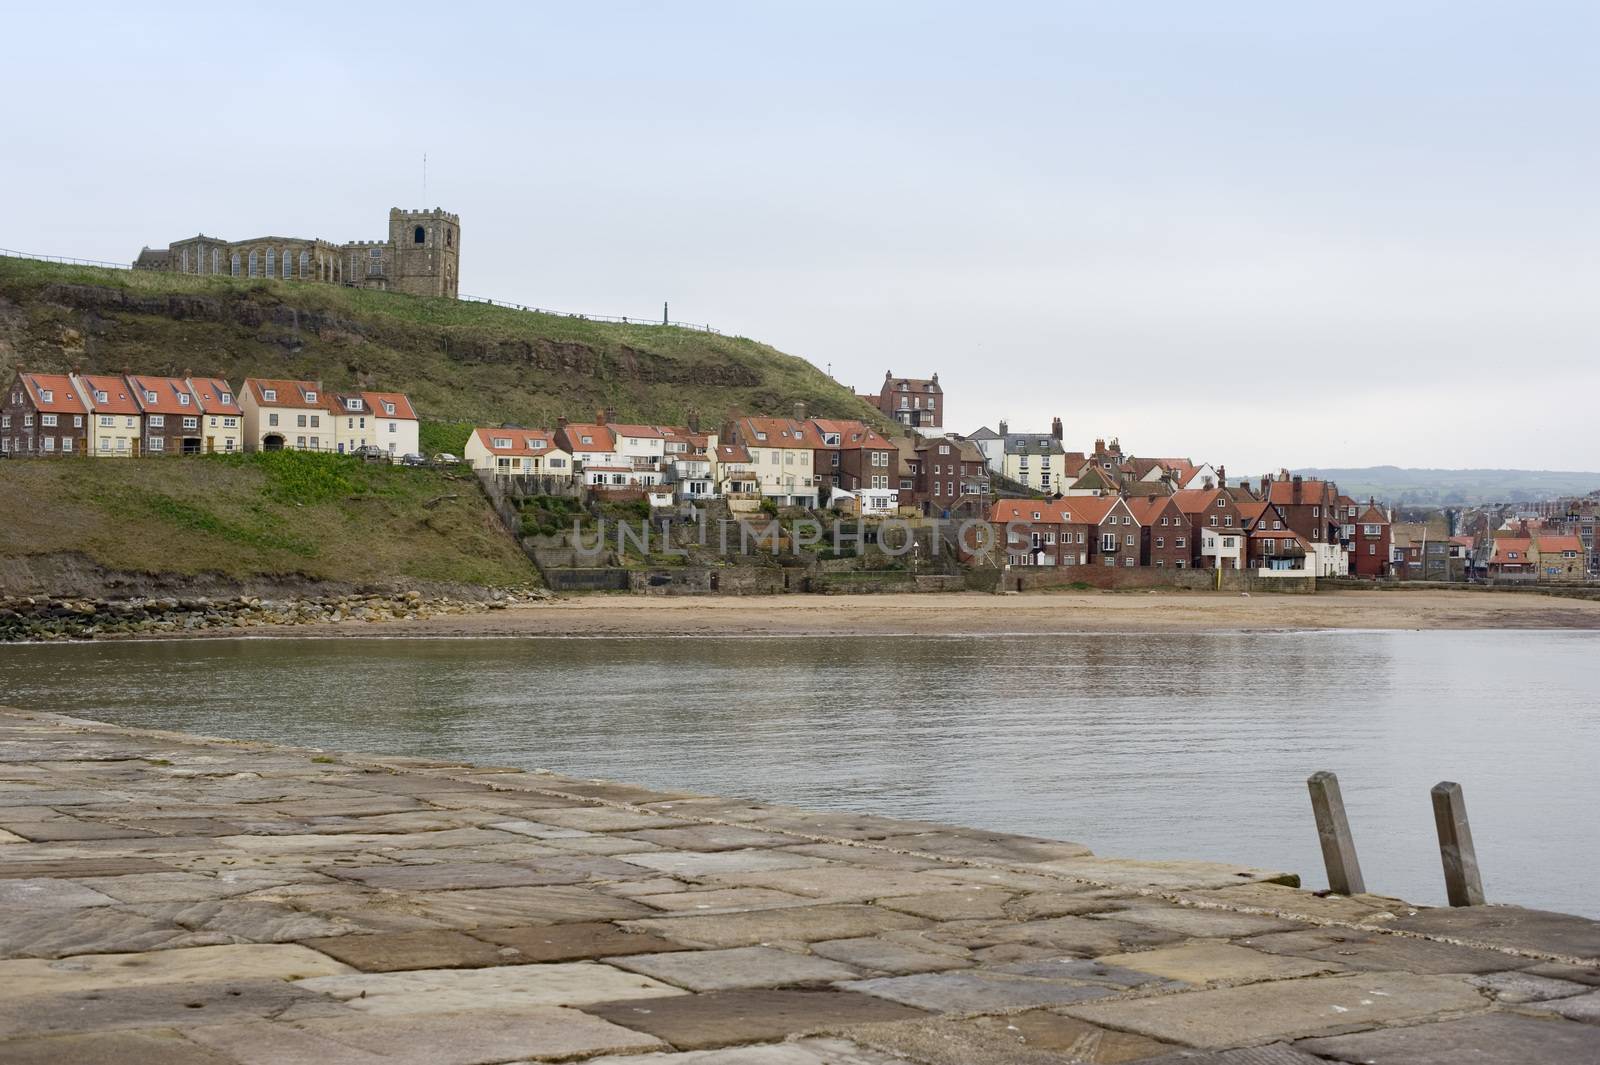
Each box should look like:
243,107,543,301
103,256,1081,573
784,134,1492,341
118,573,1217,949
265,249,275,277
212,248,221,275
231,253,241,277
299,251,308,278
180,248,188,272
281,248,291,279
413,225,425,244
446,227,453,247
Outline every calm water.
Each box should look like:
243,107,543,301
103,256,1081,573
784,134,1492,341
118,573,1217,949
1,631,1595,916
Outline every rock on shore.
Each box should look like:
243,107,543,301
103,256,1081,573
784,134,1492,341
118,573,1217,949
0,589,551,641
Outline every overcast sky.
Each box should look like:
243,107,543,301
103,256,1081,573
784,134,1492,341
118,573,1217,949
6,2,1597,471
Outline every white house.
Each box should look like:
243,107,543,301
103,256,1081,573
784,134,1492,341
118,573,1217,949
734,416,820,507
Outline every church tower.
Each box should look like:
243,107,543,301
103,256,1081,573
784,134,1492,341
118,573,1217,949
387,208,460,298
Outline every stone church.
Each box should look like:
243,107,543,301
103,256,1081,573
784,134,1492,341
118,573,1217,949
133,208,459,299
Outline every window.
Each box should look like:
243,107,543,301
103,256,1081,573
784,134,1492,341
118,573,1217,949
98,415,113,427
61,437,72,453
220,392,232,405
383,402,395,415
95,390,107,403
148,436,164,452
347,399,362,411
144,390,158,403
41,414,56,427
297,436,307,448
281,249,291,278
297,415,307,428
40,389,52,402
232,253,241,276
414,225,426,244
1210,515,1219,526
1156,536,1164,548
299,251,309,277
1124,557,1135,567
148,415,163,428
213,248,221,274
1224,515,1233,527
183,417,197,430
263,388,277,402
268,413,278,426
265,248,275,276
1101,533,1117,552
1125,533,1135,546
388,422,397,433
178,392,190,406
305,391,317,403
1176,537,1186,547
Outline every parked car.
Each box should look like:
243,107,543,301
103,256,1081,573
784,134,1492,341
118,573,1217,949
432,452,461,465
350,445,386,462
399,453,428,467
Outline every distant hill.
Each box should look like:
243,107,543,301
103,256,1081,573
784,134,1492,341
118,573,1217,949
0,257,885,451
1288,466,1600,506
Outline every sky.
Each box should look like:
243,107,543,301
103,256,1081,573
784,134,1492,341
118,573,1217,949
5,2,1597,471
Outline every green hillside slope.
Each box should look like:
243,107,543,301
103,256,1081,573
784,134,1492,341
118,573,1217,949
0,257,883,446
0,451,537,589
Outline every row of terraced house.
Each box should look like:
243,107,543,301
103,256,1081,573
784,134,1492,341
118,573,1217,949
2,371,418,460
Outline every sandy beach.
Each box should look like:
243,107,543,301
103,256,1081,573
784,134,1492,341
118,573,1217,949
215,588,1600,639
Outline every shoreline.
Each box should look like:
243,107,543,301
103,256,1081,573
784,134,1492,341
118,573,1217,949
146,587,1600,640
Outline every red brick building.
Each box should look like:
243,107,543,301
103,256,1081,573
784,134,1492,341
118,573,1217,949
873,372,942,430
912,436,989,517
1126,496,1192,569
1,372,87,456
127,374,203,456
1353,501,1391,578
809,419,897,497
1172,487,1244,569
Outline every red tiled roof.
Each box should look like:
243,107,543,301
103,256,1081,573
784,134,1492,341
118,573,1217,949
186,378,241,416
1266,479,1333,505
1491,538,1532,563
556,424,617,453
737,417,823,449
245,378,323,410
1124,496,1186,526
1535,534,1584,554
17,373,86,415
991,499,1065,524
126,375,197,416
715,443,752,464
1057,496,1121,526
810,418,892,449
363,392,417,420
609,423,664,439
1171,488,1225,515
75,374,142,415
473,427,566,456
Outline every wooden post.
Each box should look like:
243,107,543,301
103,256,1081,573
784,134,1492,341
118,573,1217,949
1431,781,1485,906
1307,771,1366,896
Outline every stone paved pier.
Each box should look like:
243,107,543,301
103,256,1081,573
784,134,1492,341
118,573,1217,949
0,708,1597,1064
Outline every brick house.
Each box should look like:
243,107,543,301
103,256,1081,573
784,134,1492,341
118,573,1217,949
1,372,88,456
913,435,990,517
1533,534,1585,582
1353,501,1391,578
127,374,203,456
1172,487,1245,570
874,371,942,430
993,499,1070,567
1261,473,1339,547
809,419,896,498
1126,496,1192,569
1079,496,1141,568
77,373,144,457
1488,537,1534,579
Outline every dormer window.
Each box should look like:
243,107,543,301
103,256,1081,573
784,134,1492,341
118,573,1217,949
220,392,232,405
347,399,362,411
580,435,593,445
263,389,277,402
530,439,546,449
305,391,317,403
823,433,840,446
145,390,158,403
493,437,512,448
178,393,190,406
383,402,395,415
755,431,767,441
95,390,108,403
39,389,52,403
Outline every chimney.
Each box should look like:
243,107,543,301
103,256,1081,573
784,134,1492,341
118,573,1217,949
1260,475,1271,496
1292,475,1303,503
1216,465,1226,486
604,406,616,425
998,420,1008,436
1094,438,1105,455
793,401,806,422
557,415,569,428
1050,416,1063,441
931,372,939,384
687,410,700,434
885,370,893,380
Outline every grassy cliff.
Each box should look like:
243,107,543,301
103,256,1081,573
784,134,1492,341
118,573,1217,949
0,451,537,590
0,257,885,449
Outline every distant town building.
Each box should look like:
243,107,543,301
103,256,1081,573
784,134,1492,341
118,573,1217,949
134,208,461,299
871,371,942,430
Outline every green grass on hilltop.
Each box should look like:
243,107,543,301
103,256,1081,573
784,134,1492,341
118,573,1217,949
0,451,538,588
0,257,887,435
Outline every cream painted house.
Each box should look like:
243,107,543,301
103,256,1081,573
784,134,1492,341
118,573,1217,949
74,373,143,456
734,416,820,506
240,379,329,452
465,427,572,477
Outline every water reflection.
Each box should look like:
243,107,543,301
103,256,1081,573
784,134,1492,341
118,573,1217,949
0,630,1594,916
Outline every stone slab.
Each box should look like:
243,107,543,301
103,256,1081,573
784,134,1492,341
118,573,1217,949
325,861,586,891
1298,1010,1600,1064
185,1008,667,1065
931,915,1182,958
582,1038,905,1064
129,899,355,942
1097,941,1340,984
843,970,1115,1012
709,866,979,902
472,922,692,962
0,876,117,909
847,1009,1176,1064
293,960,686,1014
0,943,353,992
877,887,1019,921
622,824,797,851
610,945,861,991
0,906,229,960
1389,905,1600,962
1062,972,1486,1048
1528,989,1600,1023
1241,928,1530,975
776,842,950,870
1026,856,1299,891
1091,905,1306,939
404,884,657,928
0,979,345,1038
1469,970,1594,1003
623,849,830,877
810,935,973,975
1183,883,1406,924
0,1028,236,1065
523,807,689,832
578,988,928,1050
639,886,814,914
623,903,930,948
991,957,1186,990
0,857,175,879
876,830,1094,863
1138,1046,1327,1064
3,820,161,841
298,929,514,971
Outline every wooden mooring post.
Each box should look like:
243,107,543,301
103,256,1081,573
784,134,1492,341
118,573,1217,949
1306,771,1365,896
1431,780,1486,906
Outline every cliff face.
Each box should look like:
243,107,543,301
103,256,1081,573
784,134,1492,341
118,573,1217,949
0,259,883,431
